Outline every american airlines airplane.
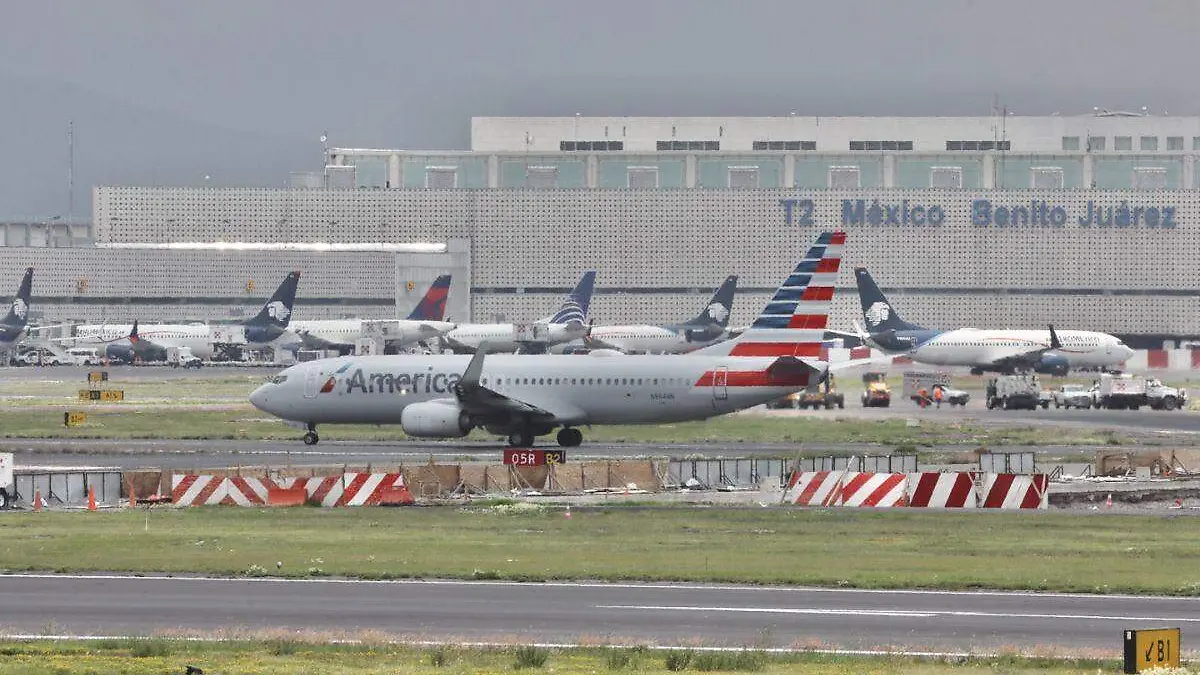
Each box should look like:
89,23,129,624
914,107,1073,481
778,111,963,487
250,232,872,447
441,271,596,355
847,268,1134,375
571,275,738,354
68,271,301,362
0,268,33,352
289,275,454,355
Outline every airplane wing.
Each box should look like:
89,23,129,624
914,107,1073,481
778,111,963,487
292,329,353,353
451,344,586,425
981,325,1064,372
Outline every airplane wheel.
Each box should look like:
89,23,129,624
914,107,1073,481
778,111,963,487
508,431,535,447
557,428,583,447
303,431,319,446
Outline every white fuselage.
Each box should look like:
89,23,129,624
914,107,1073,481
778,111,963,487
70,324,216,359
443,322,585,354
579,325,727,354
290,319,455,348
905,329,1133,368
249,353,812,427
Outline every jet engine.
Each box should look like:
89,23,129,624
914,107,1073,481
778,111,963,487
1034,353,1070,377
399,400,474,438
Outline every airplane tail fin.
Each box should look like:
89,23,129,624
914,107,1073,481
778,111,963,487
684,275,737,328
694,232,843,357
854,267,923,333
550,271,597,324
128,319,140,343
405,274,452,321
246,271,301,329
1,267,32,328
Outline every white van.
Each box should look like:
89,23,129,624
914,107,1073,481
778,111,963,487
66,347,101,366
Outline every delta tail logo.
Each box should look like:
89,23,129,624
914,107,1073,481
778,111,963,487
11,298,27,322
266,301,291,322
864,301,891,328
705,302,729,324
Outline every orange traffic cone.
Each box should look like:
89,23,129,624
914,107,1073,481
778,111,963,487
564,505,572,519
33,489,42,512
1105,493,1113,509
87,486,97,511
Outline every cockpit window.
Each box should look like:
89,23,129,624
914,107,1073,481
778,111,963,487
270,375,288,385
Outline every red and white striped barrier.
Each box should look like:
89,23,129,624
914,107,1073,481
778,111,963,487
836,472,908,507
782,471,844,506
906,472,976,508
171,473,413,507
978,473,1048,510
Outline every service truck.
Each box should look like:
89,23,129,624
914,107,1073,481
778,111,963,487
986,374,1042,410
1092,374,1187,410
0,452,13,509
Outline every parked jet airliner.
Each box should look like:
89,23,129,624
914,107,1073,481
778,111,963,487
67,271,301,362
441,271,596,354
250,233,874,447
846,268,1134,375
569,275,738,354
289,275,454,355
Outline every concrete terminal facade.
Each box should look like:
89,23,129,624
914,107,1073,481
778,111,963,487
3,114,1200,344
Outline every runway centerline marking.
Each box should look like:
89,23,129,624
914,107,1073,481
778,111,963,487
597,605,1200,623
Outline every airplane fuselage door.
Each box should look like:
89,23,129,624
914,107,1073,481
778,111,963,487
712,365,728,401
304,368,321,399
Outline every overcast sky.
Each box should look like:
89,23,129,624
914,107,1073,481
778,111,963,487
1,0,1196,219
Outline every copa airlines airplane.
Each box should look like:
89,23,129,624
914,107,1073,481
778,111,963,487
67,271,301,362
289,275,454,355
441,271,596,354
250,232,874,447
847,268,1134,375
570,275,738,354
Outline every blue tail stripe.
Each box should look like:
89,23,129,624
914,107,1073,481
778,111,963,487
802,246,826,260
771,287,808,301
782,274,812,288
751,316,793,329
762,301,799,315
816,232,836,245
794,260,820,273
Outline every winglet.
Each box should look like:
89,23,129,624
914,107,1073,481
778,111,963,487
1048,324,1062,350
455,342,487,398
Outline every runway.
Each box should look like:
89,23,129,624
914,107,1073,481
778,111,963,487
1,575,1197,654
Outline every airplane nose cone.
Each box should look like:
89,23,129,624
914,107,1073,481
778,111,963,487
249,384,273,414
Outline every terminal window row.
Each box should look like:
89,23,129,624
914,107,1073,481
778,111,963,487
415,164,1172,189
1065,136,1193,151
751,140,817,151
560,140,624,151
656,140,721,151
849,140,914,151
946,140,1011,151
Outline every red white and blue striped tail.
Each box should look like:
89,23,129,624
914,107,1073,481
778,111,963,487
694,231,844,358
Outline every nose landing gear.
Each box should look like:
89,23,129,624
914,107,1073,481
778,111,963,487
303,423,319,445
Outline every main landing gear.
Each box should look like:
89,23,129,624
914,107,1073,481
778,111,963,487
303,423,319,446
507,430,535,447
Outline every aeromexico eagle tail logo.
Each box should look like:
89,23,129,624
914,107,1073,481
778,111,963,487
10,298,27,322
864,301,891,328
705,303,729,323
266,301,291,323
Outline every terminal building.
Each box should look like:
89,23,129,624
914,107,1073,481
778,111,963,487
2,113,1200,345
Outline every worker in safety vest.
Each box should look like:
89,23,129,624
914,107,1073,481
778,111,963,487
917,387,929,408
933,385,944,409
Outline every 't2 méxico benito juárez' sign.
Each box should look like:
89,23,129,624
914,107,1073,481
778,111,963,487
779,199,1178,228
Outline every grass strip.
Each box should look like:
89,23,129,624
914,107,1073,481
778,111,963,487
2,507,1198,595
0,639,1133,674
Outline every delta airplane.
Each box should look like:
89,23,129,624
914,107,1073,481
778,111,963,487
0,268,33,352
441,271,596,355
289,275,454,355
847,267,1134,375
250,232,876,448
572,275,738,354
67,271,301,362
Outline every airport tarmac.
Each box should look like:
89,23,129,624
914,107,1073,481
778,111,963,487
0,575,1197,654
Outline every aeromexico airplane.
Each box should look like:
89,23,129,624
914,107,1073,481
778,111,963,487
847,268,1134,375
572,275,738,354
289,274,455,355
250,232,879,448
0,268,34,351
441,271,596,355
68,271,301,362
